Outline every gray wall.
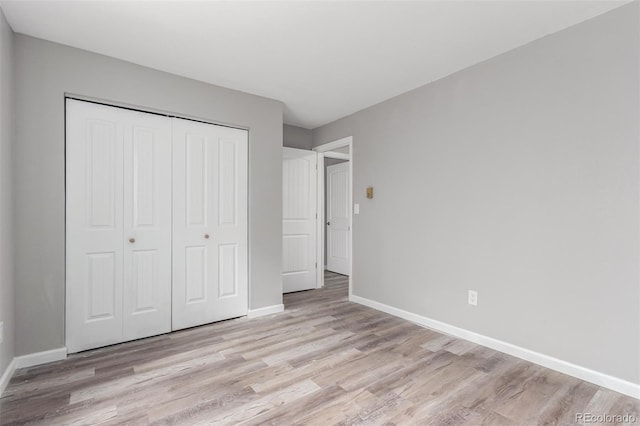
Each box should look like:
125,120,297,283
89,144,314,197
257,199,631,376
313,4,640,384
0,9,14,376
283,124,313,150
14,35,284,356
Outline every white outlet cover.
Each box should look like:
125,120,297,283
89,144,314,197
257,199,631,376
468,290,478,306
354,203,360,214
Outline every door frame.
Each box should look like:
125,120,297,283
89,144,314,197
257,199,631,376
313,136,353,297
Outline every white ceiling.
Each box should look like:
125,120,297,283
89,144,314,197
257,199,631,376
0,1,628,129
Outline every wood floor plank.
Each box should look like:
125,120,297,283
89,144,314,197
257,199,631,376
1,271,638,425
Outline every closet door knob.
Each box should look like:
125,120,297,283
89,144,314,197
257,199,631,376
204,234,210,239
129,238,135,244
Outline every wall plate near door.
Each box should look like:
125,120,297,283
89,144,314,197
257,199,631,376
468,290,478,306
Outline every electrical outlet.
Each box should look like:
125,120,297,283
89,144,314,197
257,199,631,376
354,203,360,215
468,290,478,306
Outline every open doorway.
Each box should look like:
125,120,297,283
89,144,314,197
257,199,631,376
314,137,353,297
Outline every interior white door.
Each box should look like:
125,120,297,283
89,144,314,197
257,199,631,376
66,99,172,353
282,148,317,293
326,161,351,275
172,118,248,331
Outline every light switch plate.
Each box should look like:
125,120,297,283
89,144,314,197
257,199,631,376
468,290,478,306
354,203,360,214
0,321,4,344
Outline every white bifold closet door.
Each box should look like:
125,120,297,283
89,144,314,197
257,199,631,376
66,99,249,352
171,118,248,331
66,99,172,353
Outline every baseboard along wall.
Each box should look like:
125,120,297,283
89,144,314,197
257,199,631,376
350,294,640,400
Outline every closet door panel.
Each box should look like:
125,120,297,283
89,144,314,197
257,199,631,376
66,100,125,353
122,112,172,340
172,118,248,330
213,132,248,319
172,123,215,330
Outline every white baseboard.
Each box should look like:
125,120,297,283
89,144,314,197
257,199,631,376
0,347,67,396
14,347,67,369
350,294,640,400
247,304,285,319
0,358,16,396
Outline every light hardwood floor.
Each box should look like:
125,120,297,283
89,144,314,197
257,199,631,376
1,271,638,425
